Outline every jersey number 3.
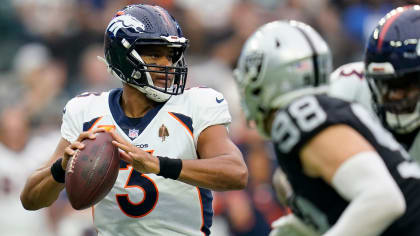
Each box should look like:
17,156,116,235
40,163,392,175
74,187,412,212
116,150,159,218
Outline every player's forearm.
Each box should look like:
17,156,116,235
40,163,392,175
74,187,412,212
178,154,248,191
20,166,65,210
325,152,406,236
324,190,404,236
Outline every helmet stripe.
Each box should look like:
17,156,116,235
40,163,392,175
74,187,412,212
377,6,412,51
291,22,320,86
153,6,175,34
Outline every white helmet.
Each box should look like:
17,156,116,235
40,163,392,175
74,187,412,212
234,20,332,137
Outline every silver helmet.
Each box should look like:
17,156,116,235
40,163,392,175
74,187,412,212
234,20,332,137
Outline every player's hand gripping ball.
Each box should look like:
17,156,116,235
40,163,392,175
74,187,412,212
65,132,120,210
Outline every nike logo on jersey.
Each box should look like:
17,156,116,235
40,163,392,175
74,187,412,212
216,97,224,103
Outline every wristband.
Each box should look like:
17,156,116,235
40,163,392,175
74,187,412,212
157,156,182,180
51,158,65,183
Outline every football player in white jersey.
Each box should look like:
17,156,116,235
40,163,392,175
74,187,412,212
20,4,248,236
329,5,420,160
0,107,56,236
234,20,420,236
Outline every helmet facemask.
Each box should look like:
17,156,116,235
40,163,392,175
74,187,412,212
124,42,188,102
368,72,420,133
234,53,270,137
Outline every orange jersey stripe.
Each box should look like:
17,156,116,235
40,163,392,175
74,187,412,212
97,125,116,132
168,112,193,138
88,117,103,131
196,187,206,236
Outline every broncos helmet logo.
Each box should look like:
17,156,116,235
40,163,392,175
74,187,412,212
107,14,146,37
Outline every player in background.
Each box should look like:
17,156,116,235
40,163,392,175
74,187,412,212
234,20,420,236
0,107,57,236
20,4,248,236
329,5,420,160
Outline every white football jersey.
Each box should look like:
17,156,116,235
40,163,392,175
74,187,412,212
61,87,231,236
0,132,59,236
328,61,373,114
328,61,420,160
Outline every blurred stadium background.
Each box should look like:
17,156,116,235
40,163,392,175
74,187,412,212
0,0,416,235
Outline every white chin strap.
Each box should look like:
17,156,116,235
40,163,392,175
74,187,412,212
97,56,172,102
134,63,173,102
386,111,420,134
130,83,172,102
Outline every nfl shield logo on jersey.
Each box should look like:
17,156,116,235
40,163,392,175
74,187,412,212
128,129,139,139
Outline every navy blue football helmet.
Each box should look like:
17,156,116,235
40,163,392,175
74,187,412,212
104,4,188,102
365,5,420,133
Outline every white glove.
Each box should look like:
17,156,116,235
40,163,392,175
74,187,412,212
272,167,293,206
269,214,321,236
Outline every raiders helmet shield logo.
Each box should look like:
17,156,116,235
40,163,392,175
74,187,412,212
244,51,264,82
158,124,169,142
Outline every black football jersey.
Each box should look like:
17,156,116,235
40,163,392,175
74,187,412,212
271,94,420,235
391,127,420,151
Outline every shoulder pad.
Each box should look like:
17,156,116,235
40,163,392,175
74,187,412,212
183,87,227,106
64,92,108,114
330,62,365,82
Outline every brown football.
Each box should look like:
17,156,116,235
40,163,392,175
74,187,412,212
65,132,120,210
